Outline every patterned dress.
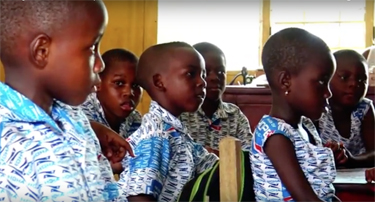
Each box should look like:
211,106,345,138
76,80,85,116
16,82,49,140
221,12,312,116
179,102,252,150
249,115,336,202
80,93,142,138
0,82,121,201
118,101,218,202
319,98,373,155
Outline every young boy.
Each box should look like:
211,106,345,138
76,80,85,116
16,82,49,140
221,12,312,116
179,42,252,156
117,42,219,202
81,48,143,139
0,1,126,201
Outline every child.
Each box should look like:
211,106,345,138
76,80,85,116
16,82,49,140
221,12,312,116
179,42,252,156
318,50,375,167
249,28,345,201
81,48,143,139
117,42,219,202
0,0,125,201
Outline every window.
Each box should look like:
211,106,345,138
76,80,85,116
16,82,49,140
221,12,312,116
157,0,262,70
270,0,367,53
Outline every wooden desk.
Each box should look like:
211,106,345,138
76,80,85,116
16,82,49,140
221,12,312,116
222,86,375,132
334,168,375,202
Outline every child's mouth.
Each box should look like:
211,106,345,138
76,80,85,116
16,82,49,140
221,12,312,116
120,103,133,111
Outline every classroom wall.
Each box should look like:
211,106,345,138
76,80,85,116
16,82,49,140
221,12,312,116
0,0,158,114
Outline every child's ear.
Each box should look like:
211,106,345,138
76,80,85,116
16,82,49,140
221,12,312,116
278,70,291,92
30,34,51,68
152,73,166,91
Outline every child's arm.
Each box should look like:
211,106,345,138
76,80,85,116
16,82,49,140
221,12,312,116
264,135,323,202
361,104,375,152
117,133,171,202
193,142,219,174
236,111,253,149
343,105,375,168
90,120,134,162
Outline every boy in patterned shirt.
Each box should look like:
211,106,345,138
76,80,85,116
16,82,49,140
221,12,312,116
118,42,219,202
179,42,252,156
0,0,128,201
81,48,142,174
81,48,142,139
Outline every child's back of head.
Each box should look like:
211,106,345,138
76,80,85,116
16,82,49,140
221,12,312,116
136,41,206,117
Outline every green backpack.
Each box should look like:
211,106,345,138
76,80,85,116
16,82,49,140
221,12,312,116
177,151,255,202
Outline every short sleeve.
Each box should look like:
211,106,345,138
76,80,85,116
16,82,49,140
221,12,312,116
253,116,289,153
354,98,373,120
191,141,219,174
235,110,253,149
118,134,171,200
80,93,104,123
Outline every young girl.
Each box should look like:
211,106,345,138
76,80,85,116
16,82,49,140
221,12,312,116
179,42,252,156
250,28,346,201
318,50,374,168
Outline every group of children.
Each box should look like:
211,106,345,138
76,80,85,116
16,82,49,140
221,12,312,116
0,0,374,201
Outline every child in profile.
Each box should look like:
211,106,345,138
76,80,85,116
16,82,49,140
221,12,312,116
249,28,346,201
179,42,252,156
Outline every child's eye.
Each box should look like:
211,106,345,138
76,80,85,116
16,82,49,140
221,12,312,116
358,78,367,84
115,81,124,86
339,75,348,81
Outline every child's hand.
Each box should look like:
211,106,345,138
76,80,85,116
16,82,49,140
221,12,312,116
324,141,348,165
365,168,375,183
205,146,219,156
111,162,124,174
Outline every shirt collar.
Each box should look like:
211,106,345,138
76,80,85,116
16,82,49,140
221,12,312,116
0,82,73,131
197,101,236,119
149,100,187,134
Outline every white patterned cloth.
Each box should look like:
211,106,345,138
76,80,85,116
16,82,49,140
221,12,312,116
80,93,142,138
319,98,373,155
117,101,218,202
0,82,122,202
179,102,252,150
249,115,336,202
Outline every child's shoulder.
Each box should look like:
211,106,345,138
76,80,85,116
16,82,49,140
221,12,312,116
354,98,373,119
253,115,291,140
127,111,168,144
221,101,241,114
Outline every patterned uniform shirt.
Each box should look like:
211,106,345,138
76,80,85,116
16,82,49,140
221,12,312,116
80,93,142,138
319,98,373,156
250,115,336,202
118,101,218,202
179,102,252,150
0,82,121,202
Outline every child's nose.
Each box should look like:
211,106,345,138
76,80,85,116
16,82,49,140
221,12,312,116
198,77,207,88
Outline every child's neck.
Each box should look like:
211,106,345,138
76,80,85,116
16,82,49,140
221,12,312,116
270,95,301,128
103,109,124,133
329,101,354,117
5,71,53,115
201,99,221,119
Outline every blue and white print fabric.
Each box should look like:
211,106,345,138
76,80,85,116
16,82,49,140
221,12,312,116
319,98,373,155
0,82,122,202
118,101,218,202
81,93,142,138
179,102,252,150
249,115,336,202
